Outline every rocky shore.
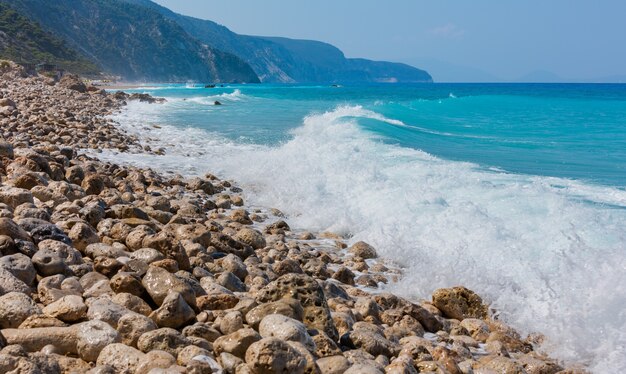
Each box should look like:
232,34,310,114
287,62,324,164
0,61,582,374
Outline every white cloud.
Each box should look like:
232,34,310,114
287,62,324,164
429,23,466,39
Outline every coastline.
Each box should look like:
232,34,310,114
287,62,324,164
0,63,583,373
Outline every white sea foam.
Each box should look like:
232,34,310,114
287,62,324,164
99,103,626,372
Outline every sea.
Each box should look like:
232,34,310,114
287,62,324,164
101,83,626,372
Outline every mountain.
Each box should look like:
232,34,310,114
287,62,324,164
0,2,99,75
0,0,259,82
1,0,431,83
121,0,432,83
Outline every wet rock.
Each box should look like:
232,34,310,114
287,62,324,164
348,241,377,259
432,286,488,320
332,266,356,285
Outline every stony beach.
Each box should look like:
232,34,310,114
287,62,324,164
0,62,582,374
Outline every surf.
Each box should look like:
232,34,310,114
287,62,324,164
99,101,626,372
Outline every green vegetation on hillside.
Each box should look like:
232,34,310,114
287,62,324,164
0,3,100,76
1,0,259,82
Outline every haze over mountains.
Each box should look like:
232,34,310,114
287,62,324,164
0,0,432,83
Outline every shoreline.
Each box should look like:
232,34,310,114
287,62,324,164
0,63,584,373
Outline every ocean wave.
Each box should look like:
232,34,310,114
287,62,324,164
100,103,626,372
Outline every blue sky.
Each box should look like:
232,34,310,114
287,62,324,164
154,0,626,82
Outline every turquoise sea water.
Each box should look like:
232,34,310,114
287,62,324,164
105,83,626,372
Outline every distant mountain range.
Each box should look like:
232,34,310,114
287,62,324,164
0,0,432,83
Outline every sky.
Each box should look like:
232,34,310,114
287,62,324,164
153,0,626,82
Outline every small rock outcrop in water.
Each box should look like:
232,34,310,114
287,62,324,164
0,61,579,373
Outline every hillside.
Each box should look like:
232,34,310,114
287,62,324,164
1,0,260,82
0,2,99,76
122,0,433,83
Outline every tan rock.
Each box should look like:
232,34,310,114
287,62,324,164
135,350,177,374
0,292,41,328
234,228,266,249
150,291,196,329
42,294,87,322
431,287,488,321
117,313,157,347
142,266,196,308
137,328,191,357
348,241,377,259
96,343,145,374
213,327,261,359
255,274,338,341
245,337,306,374
76,320,122,362
317,355,350,374
245,299,304,329
478,356,525,374
259,314,316,352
